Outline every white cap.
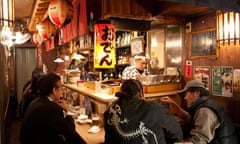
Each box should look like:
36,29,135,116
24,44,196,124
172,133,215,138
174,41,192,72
134,55,147,61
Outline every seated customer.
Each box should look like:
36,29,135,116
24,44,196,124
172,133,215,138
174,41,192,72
20,75,40,118
19,73,86,144
160,80,239,144
104,79,183,144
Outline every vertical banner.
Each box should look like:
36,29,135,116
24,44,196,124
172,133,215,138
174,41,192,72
185,60,192,78
94,21,116,69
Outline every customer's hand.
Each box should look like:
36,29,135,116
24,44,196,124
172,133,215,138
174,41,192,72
161,96,191,124
160,96,177,105
56,99,69,111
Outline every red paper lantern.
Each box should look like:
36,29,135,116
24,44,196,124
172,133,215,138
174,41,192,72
48,0,74,28
37,18,56,40
32,32,43,46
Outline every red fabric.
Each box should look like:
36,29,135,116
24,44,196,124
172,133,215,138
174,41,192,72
45,37,55,52
62,0,88,43
78,0,88,36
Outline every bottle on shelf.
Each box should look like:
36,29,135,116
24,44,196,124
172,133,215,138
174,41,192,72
116,35,121,47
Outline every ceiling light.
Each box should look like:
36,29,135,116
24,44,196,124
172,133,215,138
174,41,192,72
54,46,64,63
217,11,240,45
0,0,31,50
64,55,70,61
0,0,14,48
54,57,64,63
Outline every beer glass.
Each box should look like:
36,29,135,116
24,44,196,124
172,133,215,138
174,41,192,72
91,113,100,126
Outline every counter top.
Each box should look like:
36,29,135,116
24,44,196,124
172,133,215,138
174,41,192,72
63,83,118,106
63,83,181,101
75,121,104,144
144,90,181,98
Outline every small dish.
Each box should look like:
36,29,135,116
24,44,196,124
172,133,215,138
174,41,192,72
76,119,87,124
78,114,88,120
76,118,92,124
88,126,100,133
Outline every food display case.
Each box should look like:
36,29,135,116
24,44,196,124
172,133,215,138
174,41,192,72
139,75,182,93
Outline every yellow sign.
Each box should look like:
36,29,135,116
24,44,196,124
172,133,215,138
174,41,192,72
94,23,116,69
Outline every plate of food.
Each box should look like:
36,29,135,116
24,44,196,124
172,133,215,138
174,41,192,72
77,114,92,124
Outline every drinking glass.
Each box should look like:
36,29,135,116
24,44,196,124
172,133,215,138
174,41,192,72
91,113,100,126
95,81,101,92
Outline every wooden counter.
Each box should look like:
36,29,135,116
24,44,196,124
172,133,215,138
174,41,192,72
63,83,118,107
69,83,183,143
75,121,104,144
63,83,182,101
144,90,181,99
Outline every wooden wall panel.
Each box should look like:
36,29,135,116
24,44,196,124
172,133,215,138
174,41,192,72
42,48,58,73
102,0,131,16
183,12,240,124
41,46,71,74
131,0,152,18
0,45,9,144
101,0,152,19
87,0,102,23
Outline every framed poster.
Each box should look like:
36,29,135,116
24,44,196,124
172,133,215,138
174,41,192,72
212,66,233,97
190,29,218,59
131,37,144,56
193,66,211,90
233,68,240,92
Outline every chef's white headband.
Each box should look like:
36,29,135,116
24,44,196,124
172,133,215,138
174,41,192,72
134,55,147,61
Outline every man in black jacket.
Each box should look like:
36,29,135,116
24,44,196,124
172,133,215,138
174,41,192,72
104,79,183,144
19,73,85,144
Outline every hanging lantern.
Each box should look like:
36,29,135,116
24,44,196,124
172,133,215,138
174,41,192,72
37,18,56,40
94,20,116,69
48,0,74,28
32,32,43,46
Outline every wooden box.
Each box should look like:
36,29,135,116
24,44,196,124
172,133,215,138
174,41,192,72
143,83,182,93
85,81,120,95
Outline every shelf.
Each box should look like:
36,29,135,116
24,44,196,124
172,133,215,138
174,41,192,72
79,48,94,51
115,64,130,66
116,45,130,49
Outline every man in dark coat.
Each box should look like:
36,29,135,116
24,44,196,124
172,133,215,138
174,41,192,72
104,79,183,144
19,73,85,144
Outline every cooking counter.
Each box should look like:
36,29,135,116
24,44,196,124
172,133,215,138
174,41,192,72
66,82,183,143
63,82,182,102
63,83,118,107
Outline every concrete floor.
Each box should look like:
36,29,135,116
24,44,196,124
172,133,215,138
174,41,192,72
8,119,21,144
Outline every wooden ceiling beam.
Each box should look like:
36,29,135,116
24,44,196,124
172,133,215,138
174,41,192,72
28,0,50,32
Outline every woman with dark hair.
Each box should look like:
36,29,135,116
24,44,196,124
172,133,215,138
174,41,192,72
20,75,41,118
104,79,183,144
